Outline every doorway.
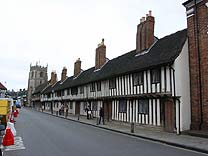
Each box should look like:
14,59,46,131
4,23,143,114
75,102,80,115
103,100,112,122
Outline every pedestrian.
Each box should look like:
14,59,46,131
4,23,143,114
88,105,92,119
41,105,44,112
98,107,104,125
85,106,90,119
65,104,68,118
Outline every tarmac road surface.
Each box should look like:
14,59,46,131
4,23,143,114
3,108,207,156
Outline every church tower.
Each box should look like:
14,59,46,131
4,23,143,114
27,63,48,106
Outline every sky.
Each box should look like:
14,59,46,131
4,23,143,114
0,0,187,91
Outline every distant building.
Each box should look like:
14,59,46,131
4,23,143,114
27,64,48,106
0,82,7,98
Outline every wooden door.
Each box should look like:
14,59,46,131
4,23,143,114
75,102,80,115
164,99,175,132
103,101,112,121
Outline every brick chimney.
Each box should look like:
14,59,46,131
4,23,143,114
61,67,67,82
50,71,57,85
95,38,106,70
183,0,208,130
74,58,81,77
136,11,155,52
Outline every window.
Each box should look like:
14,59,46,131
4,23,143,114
71,87,78,95
40,72,43,77
61,91,64,96
90,83,95,92
80,86,84,94
31,71,34,78
92,101,98,111
67,89,70,95
97,82,101,91
119,100,127,113
133,72,144,85
138,99,149,114
151,69,161,83
47,94,50,98
83,102,88,110
57,91,61,97
109,78,116,89
70,102,73,109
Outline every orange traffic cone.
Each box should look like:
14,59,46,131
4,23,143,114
2,127,14,146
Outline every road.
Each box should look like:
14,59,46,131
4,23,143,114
3,108,207,156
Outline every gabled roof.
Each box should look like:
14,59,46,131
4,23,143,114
33,82,48,95
43,29,187,93
42,81,62,94
0,82,7,90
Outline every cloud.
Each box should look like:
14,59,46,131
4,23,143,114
0,0,187,90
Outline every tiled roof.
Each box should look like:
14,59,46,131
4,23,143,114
43,29,187,93
33,82,48,95
0,82,7,90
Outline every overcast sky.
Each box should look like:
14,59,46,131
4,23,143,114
0,0,187,91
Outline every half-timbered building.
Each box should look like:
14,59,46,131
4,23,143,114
39,10,192,133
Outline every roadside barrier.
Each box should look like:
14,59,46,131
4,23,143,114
2,127,14,146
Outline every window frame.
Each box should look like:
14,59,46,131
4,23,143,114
109,78,116,89
92,101,98,111
71,87,78,95
70,102,73,109
138,99,149,114
79,86,84,94
90,83,95,92
151,68,161,84
118,100,127,113
97,81,101,91
133,72,144,86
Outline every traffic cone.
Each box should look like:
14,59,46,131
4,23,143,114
2,127,14,146
16,109,19,114
10,113,15,123
14,111,18,118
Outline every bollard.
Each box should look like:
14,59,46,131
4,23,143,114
130,122,135,133
96,117,99,125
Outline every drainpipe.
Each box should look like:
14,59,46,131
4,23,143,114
176,99,181,135
194,0,203,130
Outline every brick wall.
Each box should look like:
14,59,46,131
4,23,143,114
74,58,81,77
184,0,208,130
95,39,106,70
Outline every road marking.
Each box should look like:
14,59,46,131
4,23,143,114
3,136,26,152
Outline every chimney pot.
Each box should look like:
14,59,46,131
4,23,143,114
95,39,106,69
149,10,152,16
136,10,155,52
74,58,81,77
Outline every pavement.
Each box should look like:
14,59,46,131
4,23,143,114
37,109,208,155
